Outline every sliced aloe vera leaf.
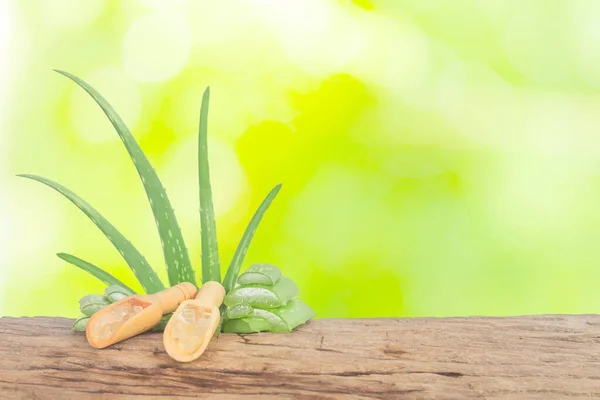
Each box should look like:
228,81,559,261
251,308,289,332
55,70,195,288
72,315,89,332
224,277,299,308
222,316,272,333
79,294,110,316
19,175,165,294
105,285,134,303
225,303,254,320
151,314,172,332
237,263,282,287
57,253,136,294
223,185,282,293
198,87,220,283
272,298,316,331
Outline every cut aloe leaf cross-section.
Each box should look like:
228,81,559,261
222,316,272,334
222,299,315,333
55,70,196,288
271,298,316,331
224,303,254,320
237,263,282,286
72,315,90,332
79,294,110,317
224,277,299,309
105,285,134,303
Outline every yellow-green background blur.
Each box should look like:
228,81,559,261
2,0,600,318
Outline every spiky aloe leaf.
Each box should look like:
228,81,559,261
57,253,136,294
54,70,196,288
223,185,282,293
19,174,164,294
198,87,220,283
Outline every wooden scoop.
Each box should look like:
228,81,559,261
163,281,225,362
86,283,198,349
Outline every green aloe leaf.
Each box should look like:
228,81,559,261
54,70,196,288
251,308,288,332
72,315,89,332
198,87,220,283
237,263,282,287
224,277,299,308
224,303,253,320
105,285,135,303
79,294,110,316
223,185,282,293
222,316,272,333
222,299,315,333
19,174,164,294
272,299,315,331
57,253,136,294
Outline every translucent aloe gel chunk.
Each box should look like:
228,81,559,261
224,277,299,308
237,263,282,286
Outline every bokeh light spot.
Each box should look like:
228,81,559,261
351,0,374,10
123,14,191,82
42,0,105,29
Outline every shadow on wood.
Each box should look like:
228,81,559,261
1,316,599,399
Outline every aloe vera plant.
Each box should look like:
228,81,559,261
21,70,314,335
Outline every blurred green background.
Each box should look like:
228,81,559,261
2,0,600,319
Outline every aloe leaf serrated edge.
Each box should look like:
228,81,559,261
198,87,221,283
19,174,164,294
57,253,136,294
223,185,282,293
54,70,196,288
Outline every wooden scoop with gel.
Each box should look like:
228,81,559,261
163,281,225,362
86,282,198,349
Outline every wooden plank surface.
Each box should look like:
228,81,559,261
1,315,599,399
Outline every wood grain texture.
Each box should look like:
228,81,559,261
1,316,600,399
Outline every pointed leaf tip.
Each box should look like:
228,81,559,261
198,83,220,283
54,70,196,287
20,174,164,293
223,184,283,293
